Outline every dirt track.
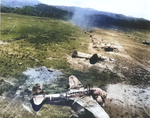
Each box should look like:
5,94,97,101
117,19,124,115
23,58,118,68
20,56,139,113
1,29,150,118
67,29,150,118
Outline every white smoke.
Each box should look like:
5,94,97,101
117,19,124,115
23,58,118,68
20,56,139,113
22,66,64,89
70,7,100,30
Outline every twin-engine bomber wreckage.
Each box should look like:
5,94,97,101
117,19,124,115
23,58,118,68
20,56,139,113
30,75,110,118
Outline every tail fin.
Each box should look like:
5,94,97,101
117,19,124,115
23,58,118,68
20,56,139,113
69,75,84,89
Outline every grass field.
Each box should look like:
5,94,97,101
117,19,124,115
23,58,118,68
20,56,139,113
0,13,89,77
0,13,150,118
0,13,90,117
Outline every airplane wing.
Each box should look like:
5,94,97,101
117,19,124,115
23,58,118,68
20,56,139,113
68,75,110,118
69,96,109,118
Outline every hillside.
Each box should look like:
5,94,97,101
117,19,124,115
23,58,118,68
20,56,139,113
1,4,73,20
84,14,150,30
0,13,150,118
57,6,150,30
1,2,150,30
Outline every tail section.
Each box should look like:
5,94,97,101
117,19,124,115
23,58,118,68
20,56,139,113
69,75,84,89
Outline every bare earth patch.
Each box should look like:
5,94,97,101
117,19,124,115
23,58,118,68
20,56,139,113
66,29,150,118
105,83,150,118
67,29,150,78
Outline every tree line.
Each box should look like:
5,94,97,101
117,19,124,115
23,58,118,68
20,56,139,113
1,4,73,20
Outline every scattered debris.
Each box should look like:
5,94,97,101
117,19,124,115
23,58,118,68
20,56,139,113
89,54,99,64
72,50,92,59
91,37,117,52
18,63,23,65
90,34,93,37
104,46,114,52
143,41,150,45
72,51,113,64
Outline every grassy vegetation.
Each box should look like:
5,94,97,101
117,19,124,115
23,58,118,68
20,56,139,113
0,13,89,98
122,30,150,66
1,13,150,86
0,13,89,78
1,4,73,20
1,13,150,117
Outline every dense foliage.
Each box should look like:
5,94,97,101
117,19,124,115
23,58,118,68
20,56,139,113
1,4,73,20
2,3,150,30
79,14,150,30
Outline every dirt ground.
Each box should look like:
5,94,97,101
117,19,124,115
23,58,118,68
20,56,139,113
1,29,150,118
67,29,150,118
